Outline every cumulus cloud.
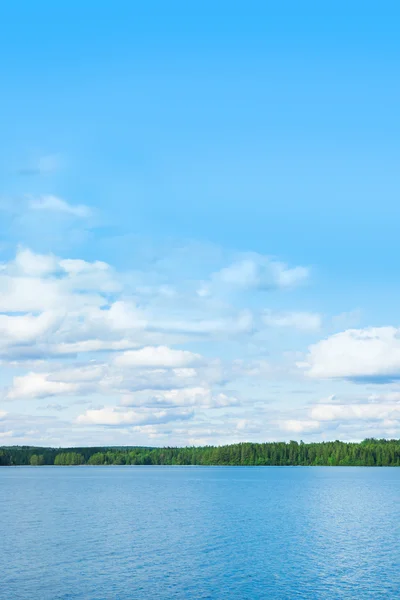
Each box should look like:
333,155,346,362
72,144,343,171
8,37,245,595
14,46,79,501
208,254,309,292
76,406,193,427
114,346,202,368
300,327,400,382
152,310,254,336
310,403,400,422
6,372,80,400
14,248,59,277
29,195,91,218
0,312,61,344
59,258,109,275
280,419,321,433
4,363,115,401
263,310,321,331
0,248,117,314
54,339,140,355
272,391,400,441
118,365,221,394
0,248,262,361
120,386,239,409
0,242,327,445
3,356,224,402
0,249,138,358
368,391,400,403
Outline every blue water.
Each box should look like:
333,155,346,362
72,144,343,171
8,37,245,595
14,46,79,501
0,467,399,599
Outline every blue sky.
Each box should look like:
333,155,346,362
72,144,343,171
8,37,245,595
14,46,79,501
1,1,400,446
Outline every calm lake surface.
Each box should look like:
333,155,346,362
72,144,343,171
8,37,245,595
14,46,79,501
1,467,399,599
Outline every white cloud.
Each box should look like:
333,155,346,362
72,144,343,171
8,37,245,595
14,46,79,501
280,419,321,433
218,259,262,287
211,254,309,291
46,365,106,384
368,391,400,402
3,357,225,403
6,372,79,400
14,248,59,277
54,339,139,354
0,250,134,357
235,419,261,433
231,358,272,378
153,310,253,336
114,346,202,368
0,242,326,445
59,258,109,275
0,248,304,365
76,406,193,426
300,327,400,381
4,367,100,401
117,365,216,393
310,403,400,422
0,276,66,313
0,312,61,343
263,310,321,331
29,195,91,218
0,249,116,314
273,265,310,289
92,301,147,331
121,386,238,409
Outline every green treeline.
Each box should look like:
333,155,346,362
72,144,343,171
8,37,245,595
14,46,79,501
54,452,85,466
0,438,399,466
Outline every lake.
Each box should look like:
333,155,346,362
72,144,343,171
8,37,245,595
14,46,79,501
0,467,399,599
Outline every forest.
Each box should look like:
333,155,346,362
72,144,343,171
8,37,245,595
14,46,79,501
0,438,399,466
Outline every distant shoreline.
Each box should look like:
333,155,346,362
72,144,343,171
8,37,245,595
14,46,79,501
1,464,398,468
1,439,399,467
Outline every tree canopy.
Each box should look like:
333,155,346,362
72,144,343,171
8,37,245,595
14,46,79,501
0,438,399,467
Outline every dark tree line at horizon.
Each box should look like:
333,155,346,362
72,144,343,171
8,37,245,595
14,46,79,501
0,439,399,466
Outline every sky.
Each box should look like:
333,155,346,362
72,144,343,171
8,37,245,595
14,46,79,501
1,1,400,447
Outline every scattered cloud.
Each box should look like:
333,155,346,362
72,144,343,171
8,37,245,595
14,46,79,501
151,310,254,336
299,327,400,382
76,406,193,427
280,419,321,433
310,402,400,422
6,372,80,400
2,355,226,402
0,312,61,344
120,387,239,409
13,247,59,277
114,346,202,368
0,248,260,361
29,195,91,218
0,239,395,445
201,253,310,294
